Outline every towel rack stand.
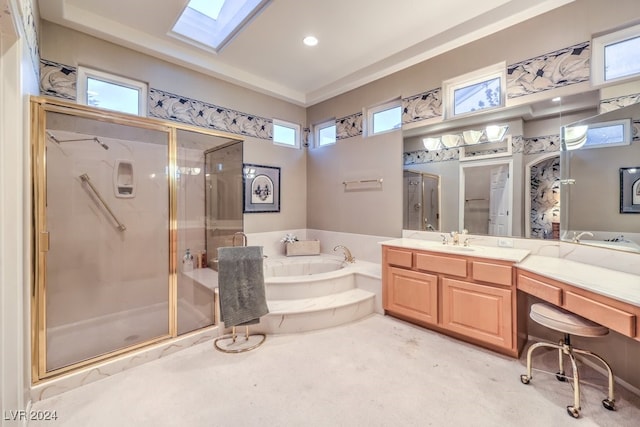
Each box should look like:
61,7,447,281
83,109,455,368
214,325,266,353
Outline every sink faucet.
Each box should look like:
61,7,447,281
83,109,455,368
572,231,594,243
450,231,460,246
333,245,355,263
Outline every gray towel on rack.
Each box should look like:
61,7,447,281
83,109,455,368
217,246,269,328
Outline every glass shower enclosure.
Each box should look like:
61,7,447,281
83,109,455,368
31,97,242,380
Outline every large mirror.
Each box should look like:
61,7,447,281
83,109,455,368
403,87,640,254
561,102,640,253
403,91,599,239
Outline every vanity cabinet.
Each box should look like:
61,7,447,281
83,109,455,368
386,267,438,325
382,245,519,357
516,269,640,339
441,278,512,349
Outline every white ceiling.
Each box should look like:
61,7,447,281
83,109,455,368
38,0,574,107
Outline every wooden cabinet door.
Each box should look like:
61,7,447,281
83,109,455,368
441,278,512,349
385,267,438,325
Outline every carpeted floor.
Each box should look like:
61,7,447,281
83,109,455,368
29,314,640,426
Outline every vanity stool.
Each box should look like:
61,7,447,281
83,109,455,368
520,302,616,419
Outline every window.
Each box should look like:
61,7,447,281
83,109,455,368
314,120,336,147
77,67,147,116
562,119,631,151
443,63,505,119
592,23,640,86
273,119,301,148
367,100,401,136
171,0,270,52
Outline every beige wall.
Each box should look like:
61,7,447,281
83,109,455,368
307,131,403,237
39,21,308,234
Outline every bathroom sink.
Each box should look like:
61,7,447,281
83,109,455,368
443,246,475,252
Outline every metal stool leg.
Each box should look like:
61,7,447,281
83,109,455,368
556,337,567,381
520,341,562,384
566,347,581,418
574,348,616,411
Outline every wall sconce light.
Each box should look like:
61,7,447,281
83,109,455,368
485,125,509,142
422,137,441,151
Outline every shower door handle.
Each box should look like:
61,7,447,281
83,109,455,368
39,231,50,252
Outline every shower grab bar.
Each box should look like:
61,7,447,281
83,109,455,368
79,173,126,231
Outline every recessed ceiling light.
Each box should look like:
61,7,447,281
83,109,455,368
552,97,561,102
303,36,318,46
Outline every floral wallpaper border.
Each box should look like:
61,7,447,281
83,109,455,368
149,88,272,140
39,59,274,140
40,59,77,100
336,112,363,140
402,88,442,124
40,38,597,145
600,92,640,113
507,41,590,99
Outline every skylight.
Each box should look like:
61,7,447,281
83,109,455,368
189,0,225,20
171,0,271,52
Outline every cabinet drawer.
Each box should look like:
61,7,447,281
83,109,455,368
416,252,467,277
472,261,512,287
517,274,562,305
564,291,636,337
386,248,413,268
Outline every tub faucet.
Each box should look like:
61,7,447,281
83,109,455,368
233,232,248,247
333,245,355,263
572,231,594,243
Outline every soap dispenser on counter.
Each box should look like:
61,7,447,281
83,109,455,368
182,249,194,272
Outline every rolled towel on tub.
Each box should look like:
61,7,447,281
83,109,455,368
217,246,269,328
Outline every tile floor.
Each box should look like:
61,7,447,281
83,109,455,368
29,314,640,426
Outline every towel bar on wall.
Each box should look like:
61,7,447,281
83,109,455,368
342,178,383,191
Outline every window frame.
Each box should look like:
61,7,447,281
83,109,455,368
366,99,402,137
592,23,640,86
442,63,505,120
76,66,148,116
313,119,337,148
272,118,301,149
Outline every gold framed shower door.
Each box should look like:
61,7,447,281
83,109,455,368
30,96,242,382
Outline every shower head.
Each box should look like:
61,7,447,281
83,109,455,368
44,132,109,150
46,131,60,144
93,137,109,150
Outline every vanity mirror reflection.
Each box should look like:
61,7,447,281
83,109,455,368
561,102,640,253
402,91,601,240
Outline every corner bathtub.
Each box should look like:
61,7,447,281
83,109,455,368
262,254,381,302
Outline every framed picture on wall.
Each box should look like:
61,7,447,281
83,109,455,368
243,163,280,213
620,166,640,213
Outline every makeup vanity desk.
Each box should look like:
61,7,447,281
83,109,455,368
381,239,640,358
516,255,640,341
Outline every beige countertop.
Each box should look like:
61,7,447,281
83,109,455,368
381,238,640,308
516,255,640,307
380,238,530,262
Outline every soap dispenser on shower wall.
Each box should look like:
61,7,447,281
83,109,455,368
114,159,135,198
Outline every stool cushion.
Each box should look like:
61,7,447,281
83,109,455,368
530,303,609,337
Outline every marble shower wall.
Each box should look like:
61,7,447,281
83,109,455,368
45,131,170,328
